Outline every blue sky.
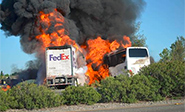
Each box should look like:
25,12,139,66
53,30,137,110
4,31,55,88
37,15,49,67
0,0,184,74
139,0,184,61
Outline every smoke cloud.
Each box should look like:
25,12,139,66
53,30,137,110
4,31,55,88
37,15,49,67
0,0,145,53
0,0,145,83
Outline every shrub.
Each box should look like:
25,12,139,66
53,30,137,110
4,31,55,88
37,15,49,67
97,76,126,102
139,61,185,98
9,83,62,110
0,90,14,111
62,85,101,105
118,75,138,103
98,74,164,103
98,75,137,103
130,74,163,101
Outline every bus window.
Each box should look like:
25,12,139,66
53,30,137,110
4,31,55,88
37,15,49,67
104,49,126,67
129,49,148,57
117,51,126,64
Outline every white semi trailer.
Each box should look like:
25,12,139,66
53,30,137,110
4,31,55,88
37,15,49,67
45,45,79,87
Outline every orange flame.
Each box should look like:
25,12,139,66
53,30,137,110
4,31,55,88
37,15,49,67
84,36,131,84
1,85,11,92
121,36,132,48
84,37,110,84
35,9,132,85
35,9,81,51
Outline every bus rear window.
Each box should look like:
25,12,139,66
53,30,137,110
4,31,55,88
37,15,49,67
129,49,148,57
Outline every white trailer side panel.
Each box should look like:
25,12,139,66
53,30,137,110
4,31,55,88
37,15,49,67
46,48,72,77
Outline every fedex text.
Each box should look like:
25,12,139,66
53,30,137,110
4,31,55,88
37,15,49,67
49,53,69,61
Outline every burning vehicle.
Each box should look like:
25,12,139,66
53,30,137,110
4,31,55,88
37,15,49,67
0,0,146,86
104,47,150,77
0,78,11,91
45,45,88,87
45,45,150,88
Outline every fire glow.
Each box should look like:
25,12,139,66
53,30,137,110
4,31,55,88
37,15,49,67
84,36,131,84
36,9,80,51
36,9,131,84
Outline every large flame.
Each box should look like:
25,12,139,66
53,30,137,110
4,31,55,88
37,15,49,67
84,36,131,84
36,9,81,51
35,9,131,85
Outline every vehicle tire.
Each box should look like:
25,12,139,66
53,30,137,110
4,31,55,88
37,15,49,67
72,78,78,86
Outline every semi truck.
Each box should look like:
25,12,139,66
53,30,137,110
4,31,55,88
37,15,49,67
45,45,80,88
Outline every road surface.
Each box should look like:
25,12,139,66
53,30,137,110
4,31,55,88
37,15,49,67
84,103,185,112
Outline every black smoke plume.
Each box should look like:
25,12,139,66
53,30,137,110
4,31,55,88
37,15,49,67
0,0,145,83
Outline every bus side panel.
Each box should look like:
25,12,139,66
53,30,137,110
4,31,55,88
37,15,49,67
109,62,127,77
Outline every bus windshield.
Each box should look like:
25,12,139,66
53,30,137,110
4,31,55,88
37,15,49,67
129,49,148,57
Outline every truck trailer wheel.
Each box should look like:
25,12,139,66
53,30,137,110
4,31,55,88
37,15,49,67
72,78,78,86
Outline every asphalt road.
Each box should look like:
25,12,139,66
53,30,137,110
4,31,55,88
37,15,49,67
84,103,185,112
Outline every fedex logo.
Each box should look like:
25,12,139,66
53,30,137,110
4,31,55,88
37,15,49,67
49,53,69,61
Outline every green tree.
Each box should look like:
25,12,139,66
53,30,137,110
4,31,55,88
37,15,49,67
159,36,185,62
0,71,3,76
138,61,185,97
159,48,171,62
0,71,4,79
131,22,147,47
132,22,156,63
4,74,9,77
150,56,155,64
170,36,185,61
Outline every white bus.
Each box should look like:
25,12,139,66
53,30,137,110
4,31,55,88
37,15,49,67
104,47,150,77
